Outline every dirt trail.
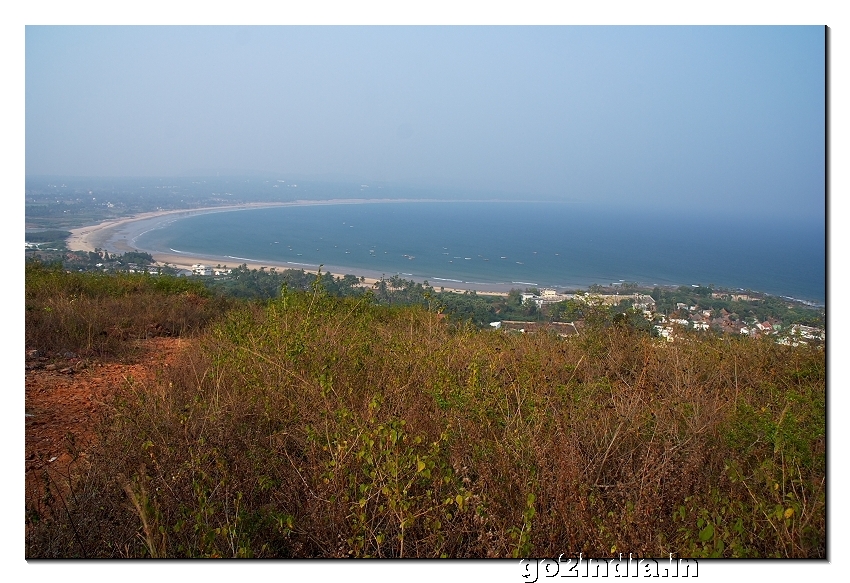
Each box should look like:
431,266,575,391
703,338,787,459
25,337,189,505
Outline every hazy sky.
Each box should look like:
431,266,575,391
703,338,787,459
26,26,824,218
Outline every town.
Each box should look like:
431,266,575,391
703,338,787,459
507,287,825,345
490,286,826,346
26,238,825,347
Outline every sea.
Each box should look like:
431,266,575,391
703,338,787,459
131,200,825,304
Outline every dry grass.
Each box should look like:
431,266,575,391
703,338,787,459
26,276,825,558
25,261,230,357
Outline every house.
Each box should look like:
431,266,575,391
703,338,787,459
654,325,675,342
191,264,213,276
522,289,574,307
520,293,538,304
790,325,824,341
730,294,752,302
632,294,656,312
755,322,774,333
576,293,655,311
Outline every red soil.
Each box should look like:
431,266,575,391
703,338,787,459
25,337,189,505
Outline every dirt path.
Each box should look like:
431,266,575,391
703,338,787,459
25,337,190,506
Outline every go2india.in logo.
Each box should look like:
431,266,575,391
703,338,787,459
521,554,698,580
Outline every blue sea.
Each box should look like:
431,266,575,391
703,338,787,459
132,201,825,304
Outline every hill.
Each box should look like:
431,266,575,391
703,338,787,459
25,263,825,558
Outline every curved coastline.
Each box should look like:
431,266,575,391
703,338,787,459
66,199,511,295
65,199,825,303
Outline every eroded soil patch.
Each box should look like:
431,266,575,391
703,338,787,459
25,337,189,507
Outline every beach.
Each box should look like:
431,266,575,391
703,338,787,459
66,200,509,296
55,195,826,303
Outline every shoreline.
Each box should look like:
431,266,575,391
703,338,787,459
63,199,824,304
66,199,511,295
67,198,447,253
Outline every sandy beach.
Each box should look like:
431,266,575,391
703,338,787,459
66,200,509,296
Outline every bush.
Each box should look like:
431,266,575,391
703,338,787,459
25,260,229,356
26,284,825,557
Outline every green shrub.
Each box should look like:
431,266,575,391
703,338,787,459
26,284,825,557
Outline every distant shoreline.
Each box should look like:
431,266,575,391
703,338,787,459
63,199,824,304
66,199,511,295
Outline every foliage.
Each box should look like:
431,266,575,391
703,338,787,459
26,275,825,558
25,260,228,356
651,286,823,328
25,230,72,243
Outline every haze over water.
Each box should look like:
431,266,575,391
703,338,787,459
134,200,825,303
26,25,827,304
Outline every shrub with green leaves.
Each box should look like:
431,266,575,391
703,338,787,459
27,279,825,558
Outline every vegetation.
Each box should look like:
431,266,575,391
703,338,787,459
651,285,824,328
25,260,229,357
25,229,72,244
26,267,825,558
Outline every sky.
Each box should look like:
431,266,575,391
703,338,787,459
25,25,825,220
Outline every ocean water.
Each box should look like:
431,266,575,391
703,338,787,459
133,201,825,303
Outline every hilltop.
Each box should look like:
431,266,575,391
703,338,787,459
25,262,825,558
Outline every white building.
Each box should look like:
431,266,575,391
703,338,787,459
522,289,574,307
790,324,824,341
191,264,213,276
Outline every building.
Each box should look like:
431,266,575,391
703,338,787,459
790,324,825,341
191,264,213,276
654,325,675,342
755,322,774,333
576,293,656,311
521,289,574,307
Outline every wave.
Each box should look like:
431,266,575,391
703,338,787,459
138,201,822,302
225,255,265,262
